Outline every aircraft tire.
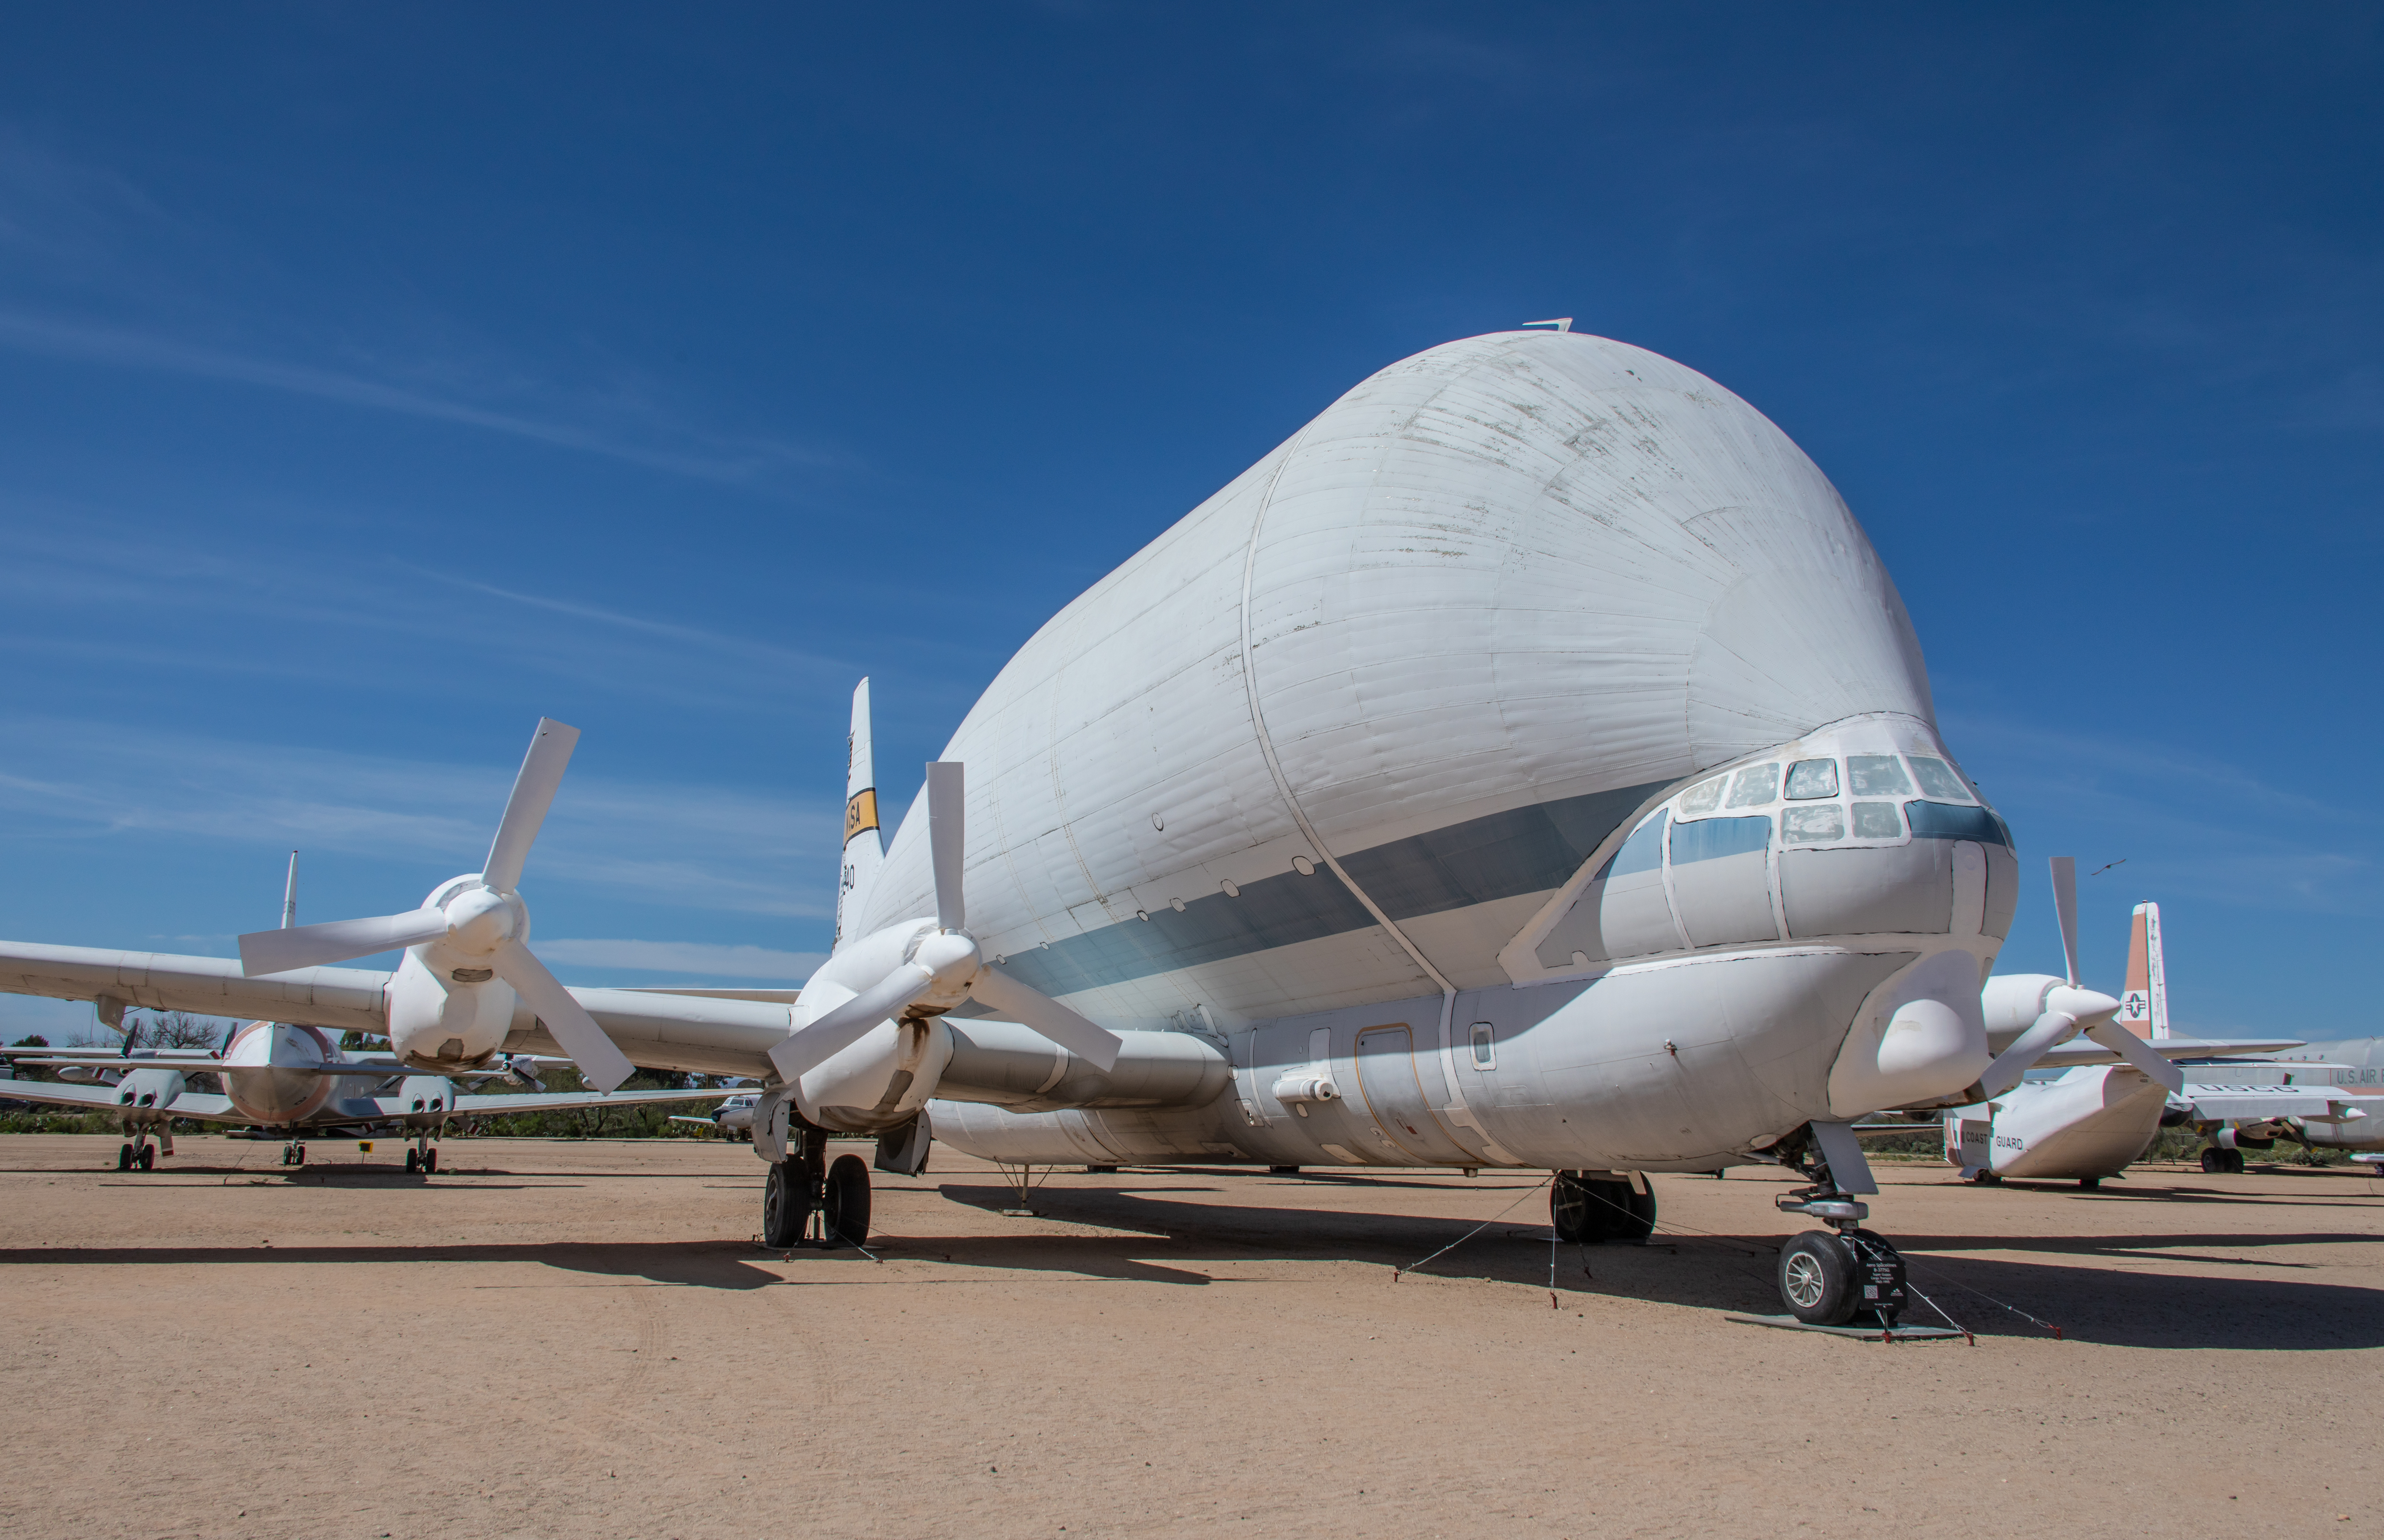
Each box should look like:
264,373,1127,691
137,1145,154,1171
2077,1177,2099,1190
2226,1148,2247,1175
1620,1182,1657,1241
762,1161,804,1247
294,1143,305,1166
1779,1231,1861,1326
1550,1172,1593,1242
405,1149,419,1173
423,1147,437,1175
117,1144,133,1171
2199,1148,2222,1174
825,1154,871,1246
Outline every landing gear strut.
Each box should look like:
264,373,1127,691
763,1126,872,1250
1770,1126,1906,1328
1551,1170,1656,1244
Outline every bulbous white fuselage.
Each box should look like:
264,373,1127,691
809,330,2017,1171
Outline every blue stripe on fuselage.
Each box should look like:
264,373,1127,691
997,780,1672,997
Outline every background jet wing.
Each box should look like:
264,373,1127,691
422,1087,743,1117
2036,1035,2307,1067
0,940,391,1035
2176,1085,2370,1122
0,1081,237,1120
0,1079,133,1111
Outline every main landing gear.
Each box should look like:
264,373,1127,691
1772,1128,1907,1329
762,1126,872,1250
115,1138,156,1171
280,1140,308,1167
405,1136,439,1175
2200,1146,2247,1175
1551,1170,1656,1244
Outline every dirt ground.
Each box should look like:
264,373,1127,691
1,1134,2377,1540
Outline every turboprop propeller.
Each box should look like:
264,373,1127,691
1977,857,2180,1098
233,719,638,1092
768,761,1123,1082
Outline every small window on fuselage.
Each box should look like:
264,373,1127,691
1851,800,1904,839
1725,763,1780,808
1677,777,1726,816
1470,1022,1496,1070
1847,755,1913,796
1906,756,1973,802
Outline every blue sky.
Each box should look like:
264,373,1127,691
0,5,2376,1041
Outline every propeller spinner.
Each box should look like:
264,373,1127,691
768,761,1123,1083
234,719,638,1092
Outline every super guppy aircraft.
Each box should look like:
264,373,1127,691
0,328,2050,1325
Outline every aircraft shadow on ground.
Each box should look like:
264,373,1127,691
923,1183,2384,1351
0,1241,790,1290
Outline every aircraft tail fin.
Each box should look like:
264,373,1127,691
834,677,884,948
2115,901,2169,1040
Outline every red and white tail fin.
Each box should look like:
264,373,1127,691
834,678,884,948
2115,901,2169,1040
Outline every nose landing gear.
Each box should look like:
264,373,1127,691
405,1137,439,1175
280,1140,307,1167
1771,1126,1907,1329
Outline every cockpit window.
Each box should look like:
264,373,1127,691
1906,756,1973,802
1677,777,1725,816
1724,763,1780,808
1784,759,1838,800
1850,800,1904,839
1604,811,1668,879
1846,755,1913,796
1782,804,1845,844
1669,814,1772,865
1905,801,2008,845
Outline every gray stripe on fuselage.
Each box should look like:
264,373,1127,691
998,780,1672,997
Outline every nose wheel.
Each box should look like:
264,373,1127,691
1772,1125,1907,1328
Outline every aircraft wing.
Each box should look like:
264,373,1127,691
2175,1085,2372,1123
0,1079,238,1120
0,941,391,1035
416,1087,742,1117
2037,1035,2307,1067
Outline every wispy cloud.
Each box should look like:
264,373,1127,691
0,309,834,486
533,939,823,980
0,718,840,919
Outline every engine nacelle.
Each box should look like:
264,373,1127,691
1981,974,2067,1054
2217,1124,2280,1151
113,1067,188,1120
395,1074,455,1120
384,878,525,1072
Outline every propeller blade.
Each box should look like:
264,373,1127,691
483,719,580,893
489,944,638,1093
1978,1010,2080,1100
2050,856,2080,987
239,910,448,976
968,965,1123,1072
768,964,935,1082
2083,1020,2186,1094
927,760,965,933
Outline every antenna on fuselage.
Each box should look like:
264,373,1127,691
281,850,298,930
